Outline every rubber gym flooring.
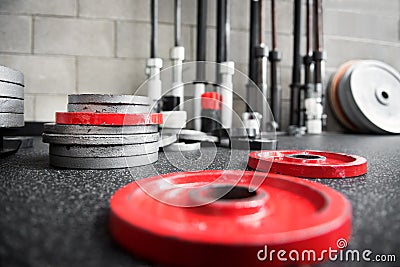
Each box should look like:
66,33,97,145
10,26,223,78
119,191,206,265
0,134,399,266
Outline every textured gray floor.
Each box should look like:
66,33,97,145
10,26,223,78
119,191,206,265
0,134,399,267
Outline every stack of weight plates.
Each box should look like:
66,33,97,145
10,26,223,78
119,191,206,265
0,66,24,128
42,94,162,169
328,60,400,134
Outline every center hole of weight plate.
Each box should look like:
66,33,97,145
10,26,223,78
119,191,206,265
188,183,268,212
286,154,326,160
188,184,265,207
215,185,257,200
375,88,390,105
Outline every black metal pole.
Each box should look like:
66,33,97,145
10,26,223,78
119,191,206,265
216,0,226,64
174,0,182,47
269,0,282,129
270,0,276,50
196,0,207,81
289,0,302,127
258,0,265,45
150,0,158,58
224,0,230,61
301,0,313,127
247,0,259,112
304,0,313,85
313,0,324,85
255,0,269,131
216,0,226,86
313,0,327,128
248,0,259,83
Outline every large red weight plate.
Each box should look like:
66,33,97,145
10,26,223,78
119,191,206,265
248,150,367,178
110,170,352,267
55,112,163,126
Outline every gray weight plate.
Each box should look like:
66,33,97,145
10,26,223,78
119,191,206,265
336,65,367,133
161,129,206,136
0,82,24,99
49,142,159,157
0,113,24,128
163,142,201,152
0,98,24,113
43,123,158,135
0,65,24,86
159,128,180,135
49,152,158,169
68,94,151,105
161,129,219,143
42,132,159,145
158,134,178,148
346,60,400,134
179,131,219,143
67,103,151,113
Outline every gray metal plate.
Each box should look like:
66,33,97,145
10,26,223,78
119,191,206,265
42,132,159,145
337,60,400,134
163,142,201,152
0,82,24,99
161,129,219,142
0,113,24,128
43,123,158,135
158,134,178,148
337,65,367,133
49,142,159,157
348,61,400,134
0,98,24,113
179,133,219,143
0,65,24,86
49,152,158,169
68,94,151,105
67,103,151,113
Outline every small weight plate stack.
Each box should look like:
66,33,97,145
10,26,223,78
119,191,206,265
0,66,24,128
42,94,162,169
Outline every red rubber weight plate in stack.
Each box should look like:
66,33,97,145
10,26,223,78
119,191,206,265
55,112,163,126
110,170,352,267
248,150,367,178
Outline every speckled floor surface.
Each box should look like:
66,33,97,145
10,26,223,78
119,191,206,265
0,133,399,267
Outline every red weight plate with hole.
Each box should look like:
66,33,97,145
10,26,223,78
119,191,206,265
55,112,162,126
248,150,367,178
110,170,352,267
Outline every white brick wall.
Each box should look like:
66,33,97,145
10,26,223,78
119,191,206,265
0,0,399,129
0,15,31,53
34,17,114,56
